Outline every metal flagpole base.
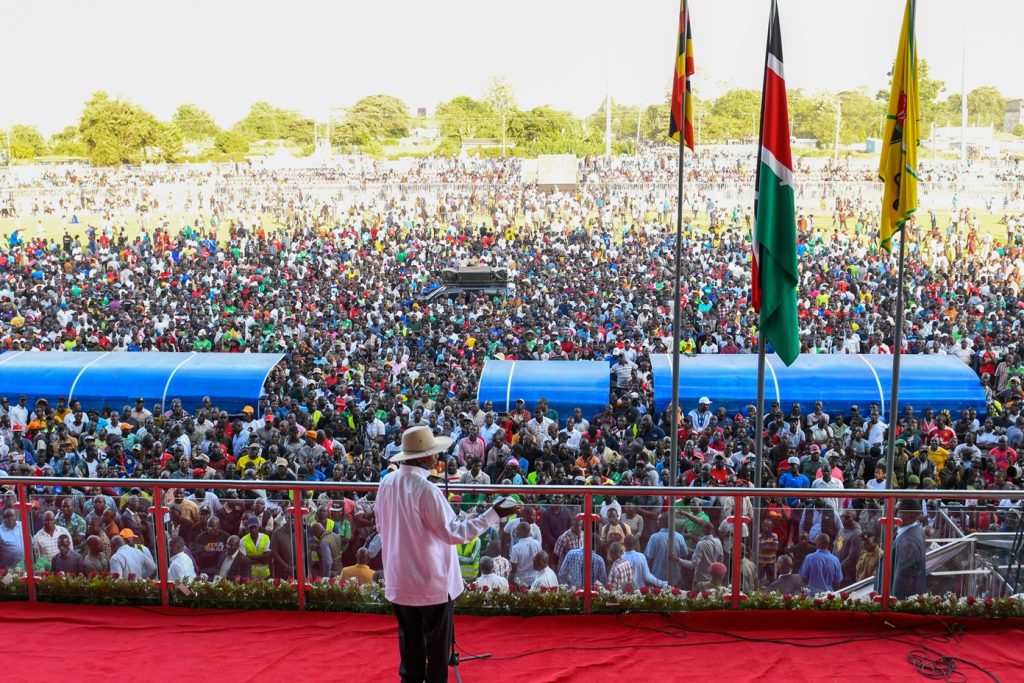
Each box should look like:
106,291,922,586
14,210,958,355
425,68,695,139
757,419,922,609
449,651,492,683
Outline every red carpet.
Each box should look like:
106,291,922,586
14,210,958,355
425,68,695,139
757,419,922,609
2,603,1021,682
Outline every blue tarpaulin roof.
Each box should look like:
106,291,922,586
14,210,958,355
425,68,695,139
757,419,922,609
477,360,611,427
650,353,987,419
0,352,284,414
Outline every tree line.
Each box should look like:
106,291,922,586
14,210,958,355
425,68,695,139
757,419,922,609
1,67,1017,166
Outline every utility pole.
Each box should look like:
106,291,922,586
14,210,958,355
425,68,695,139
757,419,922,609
960,19,967,164
605,94,612,157
635,107,642,155
833,97,842,162
603,0,611,157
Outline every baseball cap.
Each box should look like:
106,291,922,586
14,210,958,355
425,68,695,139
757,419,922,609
787,456,800,465
698,397,712,406
275,457,289,467
246,515,259,528
119,528,136,539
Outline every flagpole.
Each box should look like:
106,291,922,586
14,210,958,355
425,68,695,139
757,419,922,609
883,229,907,489
666,68,686,583
750,0,777,580
752,0,775,494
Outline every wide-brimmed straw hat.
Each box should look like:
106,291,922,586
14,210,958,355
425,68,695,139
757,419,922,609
390,426,453,463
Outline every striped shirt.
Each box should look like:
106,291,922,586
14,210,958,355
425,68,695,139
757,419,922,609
553,528,583,568
608,558,635,591
32,525,71,561
557,548,607,588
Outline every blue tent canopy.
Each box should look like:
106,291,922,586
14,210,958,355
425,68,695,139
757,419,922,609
650,353,987,419
0,352,284,415
477,360,611,427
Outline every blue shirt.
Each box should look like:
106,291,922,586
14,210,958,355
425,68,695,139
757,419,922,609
799,549,842,594
0,522,25,569
623,549,665,588
557,548,607,588
644,529,688,583
779,471,810,507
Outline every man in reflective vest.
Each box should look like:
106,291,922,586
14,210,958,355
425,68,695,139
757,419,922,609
457,536,480,582
241,515,272,579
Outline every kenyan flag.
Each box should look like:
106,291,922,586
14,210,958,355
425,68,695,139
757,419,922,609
752,0,799,366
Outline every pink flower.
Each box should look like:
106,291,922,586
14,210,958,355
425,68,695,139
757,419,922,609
624,585,634,594
241,578,250,585
687,590,697,599
670,588,681,597
700,591,710,600
840,592,850,600
783,594,793,601
481,585,489,593
639,586,649,595
273,578,282,587
813,598,823,606
984,597,994,606
826,593,835,601
127,573,137,581
111,573,120,579
466,584,476,592
966,596,977,605
650,587,661,596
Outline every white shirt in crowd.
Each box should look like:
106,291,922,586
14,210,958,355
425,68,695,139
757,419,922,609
168,551,196,582
376,464,498,606
475,572,509,592
530,566,559,591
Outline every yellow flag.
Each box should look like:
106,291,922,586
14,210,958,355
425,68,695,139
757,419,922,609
878,0,918,253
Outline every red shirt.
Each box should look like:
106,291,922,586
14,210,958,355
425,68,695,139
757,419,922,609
928,427,956,448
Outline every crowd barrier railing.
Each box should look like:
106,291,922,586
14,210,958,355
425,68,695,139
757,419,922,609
4,476,1024,616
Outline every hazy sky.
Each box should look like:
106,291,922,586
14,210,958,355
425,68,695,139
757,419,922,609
3,0,1019,134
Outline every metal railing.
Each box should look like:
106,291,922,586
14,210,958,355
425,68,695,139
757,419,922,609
5,476,1024,613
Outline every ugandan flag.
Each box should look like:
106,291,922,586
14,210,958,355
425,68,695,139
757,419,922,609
878,0,919,253
752,0,799,367
669,0,694,149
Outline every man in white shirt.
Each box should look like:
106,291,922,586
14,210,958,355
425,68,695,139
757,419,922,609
529,552,559,591
688,397,714,434
375,426,520,683
474,556,509,592
167,536,196,583
508,521,543,586
109,530,157,579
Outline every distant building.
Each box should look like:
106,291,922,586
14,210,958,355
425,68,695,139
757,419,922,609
416,107,428,118
1005,99,1024,132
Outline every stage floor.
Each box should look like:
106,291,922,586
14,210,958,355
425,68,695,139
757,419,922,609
2,603,1021,682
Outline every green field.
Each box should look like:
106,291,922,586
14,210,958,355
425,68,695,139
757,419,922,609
0,205,1011,246
0,212,284,243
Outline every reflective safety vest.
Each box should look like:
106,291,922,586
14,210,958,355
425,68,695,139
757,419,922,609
457,537,480,582
310,519,336,563
241,532,271,578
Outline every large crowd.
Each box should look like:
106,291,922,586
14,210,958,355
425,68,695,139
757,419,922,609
1,152,1024,598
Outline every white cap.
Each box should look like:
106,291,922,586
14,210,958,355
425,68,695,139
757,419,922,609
787,456,800,465
698,397,712,406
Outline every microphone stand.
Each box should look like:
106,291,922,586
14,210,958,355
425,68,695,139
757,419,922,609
443,456,491,683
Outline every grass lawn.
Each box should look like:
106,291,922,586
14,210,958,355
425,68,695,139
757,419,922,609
0,203,1011,246
0,212,284,243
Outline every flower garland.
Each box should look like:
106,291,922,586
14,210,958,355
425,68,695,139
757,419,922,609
1,569,1022,619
